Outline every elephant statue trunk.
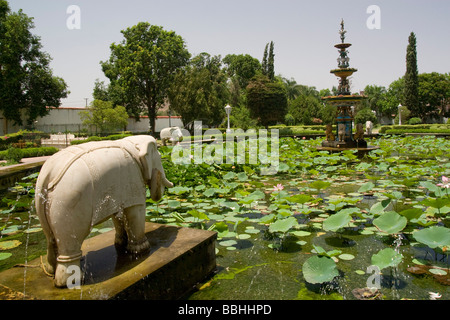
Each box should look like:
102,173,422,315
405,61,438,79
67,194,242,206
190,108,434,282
35,135,173,288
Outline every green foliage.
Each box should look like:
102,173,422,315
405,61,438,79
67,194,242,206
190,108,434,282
246,75,287,128
79,100,129,133
100,22,190,134
302,255,339,284
0,2,68,126
168,53,229,131
373,211,407,234
0,146,58,161
371,248,403,271
288,95,322,125
413,226,450,249
354,107,377,125
70,133,132,145
4,147,23,163
408,117,422,125
223,54,261,89
404,32,420,118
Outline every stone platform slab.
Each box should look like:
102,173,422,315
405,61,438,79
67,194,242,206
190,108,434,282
0,223,217,300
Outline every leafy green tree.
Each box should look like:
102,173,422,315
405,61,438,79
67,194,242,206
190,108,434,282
79,100,129,133
0,0,68,130
246,75,287,128
364,85,387,121
418,72,450,120
288,94,322,125
354,107,377,125
101,22,190,134
223,54,261,89
404,32,420,118
379,78,405,118
168,53,229,131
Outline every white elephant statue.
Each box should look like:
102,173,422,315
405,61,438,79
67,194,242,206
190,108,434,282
366,121,373,135
160,127,184,146
35,135,173,288
338,123,346,142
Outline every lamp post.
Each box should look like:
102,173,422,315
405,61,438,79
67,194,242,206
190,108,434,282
225,104,232,133
398,104,402,125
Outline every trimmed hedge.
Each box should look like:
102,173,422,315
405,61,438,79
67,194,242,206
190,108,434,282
0,130,50,151
70,133,133,145
0,147,59,161
384,129,450,135
380,124,450,133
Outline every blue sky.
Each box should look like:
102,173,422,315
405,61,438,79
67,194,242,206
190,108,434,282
9,0,450,108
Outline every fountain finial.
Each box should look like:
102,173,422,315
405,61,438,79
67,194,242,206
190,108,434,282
339,19,347,43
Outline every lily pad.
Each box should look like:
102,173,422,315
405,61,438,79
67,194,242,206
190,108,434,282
371,248,403,270
0,240,22,250
323,210,352,232
219,240,237,247
338,253,355,261
269,217,298,234
302,255,339,284
290,230,311,237
373,211,407,234
358,182,374,193
429,268,447,276
0,252,12,261
413,226,450,249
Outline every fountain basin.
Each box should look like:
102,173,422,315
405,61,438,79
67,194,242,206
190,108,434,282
0,222,217,300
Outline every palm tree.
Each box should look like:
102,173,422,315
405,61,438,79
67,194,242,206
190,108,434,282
282,77,302,100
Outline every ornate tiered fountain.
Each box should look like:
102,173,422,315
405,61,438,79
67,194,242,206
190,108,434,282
318,20,379,155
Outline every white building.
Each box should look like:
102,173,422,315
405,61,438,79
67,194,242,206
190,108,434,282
0,107,183,135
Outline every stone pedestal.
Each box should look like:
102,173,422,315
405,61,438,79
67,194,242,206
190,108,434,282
0,223,217,300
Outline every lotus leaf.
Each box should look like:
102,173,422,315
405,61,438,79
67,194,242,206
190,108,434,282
0,240,22,250
287,194,313,205
338,253,355,261
373,211,407,234
420,197,450,210
371,248,403,270
269,217,298,234
302,255,339,284
358,182,375,193
399,208,424,221
429,268,447,276
413,226,450,249
309,181,332,190
0,252,12,261
323,210,352,232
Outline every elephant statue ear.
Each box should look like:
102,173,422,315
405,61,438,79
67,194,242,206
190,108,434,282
137,137,156,182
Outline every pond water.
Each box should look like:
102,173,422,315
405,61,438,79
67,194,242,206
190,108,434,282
0,136,449,300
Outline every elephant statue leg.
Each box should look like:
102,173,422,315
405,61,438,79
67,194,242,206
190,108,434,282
112,213,128,250
122,204,150,254
42,237,58,275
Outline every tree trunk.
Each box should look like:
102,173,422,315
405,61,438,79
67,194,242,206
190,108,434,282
148,102,157,136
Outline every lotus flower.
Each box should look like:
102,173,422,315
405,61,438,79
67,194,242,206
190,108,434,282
437,176,449,189
428,292,441,300
273,183,284,192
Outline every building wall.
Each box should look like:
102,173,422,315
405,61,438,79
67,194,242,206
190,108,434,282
0,107,183,135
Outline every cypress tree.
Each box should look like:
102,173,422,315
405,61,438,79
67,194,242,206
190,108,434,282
268,41,275,81
404,32,420,118
261,43,269,76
